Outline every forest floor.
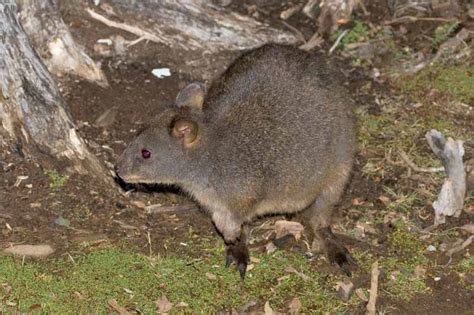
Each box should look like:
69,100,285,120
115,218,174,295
1,1,473,314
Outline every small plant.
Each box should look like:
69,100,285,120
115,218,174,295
45,169,68,190
331,21,369,47
432,20,460,49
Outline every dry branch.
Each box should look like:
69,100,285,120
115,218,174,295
385,16,457,25
366,261,380,315
86,9,173,47
399,150,445,173
425,130,466,225
91,1,298,53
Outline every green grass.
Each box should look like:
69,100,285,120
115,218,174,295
397,64,474,104
352,223,430,301
356,105,455,172
44,169,69,190
0,242,348,313
455,256,474,291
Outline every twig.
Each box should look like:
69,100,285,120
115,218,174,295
385,16,456,25
357,0,369,16
366,261,379,315
108,299,131,315
144,202,197,214
299,32,324,51
146,231,152,257
399,150,445,173
281,21,306,44
446,235,473,257
86,8,172,46
329,29,348,55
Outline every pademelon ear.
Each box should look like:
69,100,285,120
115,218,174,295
175,82,207,110
171,119,199,147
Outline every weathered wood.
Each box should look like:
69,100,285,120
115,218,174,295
87,0,299,79
0,0,110,180
107,0,298,52
17,0,107,86
425,129,466,225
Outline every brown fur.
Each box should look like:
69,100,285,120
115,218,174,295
116,44,356,270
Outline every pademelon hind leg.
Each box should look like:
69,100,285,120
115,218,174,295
303,164,356,275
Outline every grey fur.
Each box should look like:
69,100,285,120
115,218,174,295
116,44,356,271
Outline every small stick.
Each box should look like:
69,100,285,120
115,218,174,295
145,203,197,214
329,29,348,55
281,21,306,44
108,299,130,315
399,150,445,173
366,261,379,315
146,231,152,257
86,9,172,47
299,32,324,51
385,16,456,25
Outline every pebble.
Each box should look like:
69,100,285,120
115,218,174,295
336,280,354,301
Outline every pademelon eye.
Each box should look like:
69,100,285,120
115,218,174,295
141,149,151,159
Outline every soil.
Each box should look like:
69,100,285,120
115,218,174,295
1,0,473,314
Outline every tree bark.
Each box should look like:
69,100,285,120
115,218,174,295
0,0,110,180
17,0,108,86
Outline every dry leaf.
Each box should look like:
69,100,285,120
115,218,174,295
155,295,173,313
285,266,310,281
264,301,275,315
460,224,474,234
414,265,426,278
355,288,368,302
250,257,261,264
108,299,130,315
131,200,146,209
378,196,390,205
352,197,365,206
265,242,277,254
205,272,217,280
74,291,85,300
288,297,302,314
274,220,304,241
176,301,188,308
3,244,54,258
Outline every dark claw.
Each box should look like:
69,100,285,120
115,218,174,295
238,262,247,279
326,239,356,277
225,243,250,279
225,254,234,268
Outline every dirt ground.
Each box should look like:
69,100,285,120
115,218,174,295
1,0,473,314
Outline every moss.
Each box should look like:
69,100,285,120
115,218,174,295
432,21,461,49
356,106,455,176
44,169,68,190
0,242,348,313
331,21,369,47
382,223,430,300
387,223,425,261
456,256,474,291
397,64,474,104
351,224,430,302
382,186,421,215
